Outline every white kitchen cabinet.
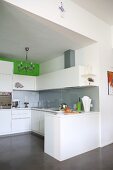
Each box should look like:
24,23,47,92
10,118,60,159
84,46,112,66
12,109,31,134
0,61,13,92
31,110,40,134
31,110,45,136
0,109,11,135
0,61,13,74
13,75,36,91
39,111,45,136
0,74,13,92
36,65,96,90
12,119,31,133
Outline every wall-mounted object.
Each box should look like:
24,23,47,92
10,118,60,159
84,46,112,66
107,71,113,95
15,82,24,88
64,49,75,68
82,74,95,85
59,2,65,12
59,1,65,18
82,65,96,85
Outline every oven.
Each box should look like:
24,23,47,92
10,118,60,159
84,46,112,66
0,92,12,109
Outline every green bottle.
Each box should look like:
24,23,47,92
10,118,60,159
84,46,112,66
77,97,81,112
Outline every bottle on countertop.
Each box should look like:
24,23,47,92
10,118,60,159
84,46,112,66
76,97,82,112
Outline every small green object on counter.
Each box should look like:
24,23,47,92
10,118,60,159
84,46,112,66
76,97,82,112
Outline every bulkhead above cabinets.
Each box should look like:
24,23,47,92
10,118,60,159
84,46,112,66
36,65,98,91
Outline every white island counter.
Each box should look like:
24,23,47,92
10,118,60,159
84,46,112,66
44,112,99,161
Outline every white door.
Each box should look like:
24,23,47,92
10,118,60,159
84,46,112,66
39,111,45,136
12,118,31,133
0,110,11,135
12,109,31,134
0,74,12,92
31,110,40,133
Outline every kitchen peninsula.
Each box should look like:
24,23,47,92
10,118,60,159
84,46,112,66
44,112,99,161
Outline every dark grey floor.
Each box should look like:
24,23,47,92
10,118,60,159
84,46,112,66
0,134,113,170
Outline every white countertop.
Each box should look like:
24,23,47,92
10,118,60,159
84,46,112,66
11,107,58,114
11,107,99,116
46,111,99,118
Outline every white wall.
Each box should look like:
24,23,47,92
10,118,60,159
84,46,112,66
111,26,113,48
40,55,64,75
4,0,113,147
99,39,113,147
75,43,100,86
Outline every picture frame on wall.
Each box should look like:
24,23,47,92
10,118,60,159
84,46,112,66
107,71,113,95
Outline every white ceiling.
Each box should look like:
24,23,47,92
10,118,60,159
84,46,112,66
72,0,113,25
0,0,94,63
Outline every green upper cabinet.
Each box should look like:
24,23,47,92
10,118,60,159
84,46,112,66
0,57,40,76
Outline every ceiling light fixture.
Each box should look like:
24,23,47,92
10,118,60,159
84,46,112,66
18,47,35,71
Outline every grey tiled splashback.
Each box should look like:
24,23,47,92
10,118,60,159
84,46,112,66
13,86,99,111
39,87,99,111
13,91,39,108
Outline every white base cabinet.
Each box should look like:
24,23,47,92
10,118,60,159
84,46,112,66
0,109,44,136
31,110,44,136
39,111,45,135
12,119,31,133
31,110,40,134
0,110,11,135
12,109,31,134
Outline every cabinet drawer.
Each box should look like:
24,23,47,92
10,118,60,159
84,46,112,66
12,114,30,119
12,109,31,119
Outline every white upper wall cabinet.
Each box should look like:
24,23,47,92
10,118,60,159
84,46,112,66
0,61,13,92
13,75,36,91
0,61,13,74
0,74,13,92
36,66,97,90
